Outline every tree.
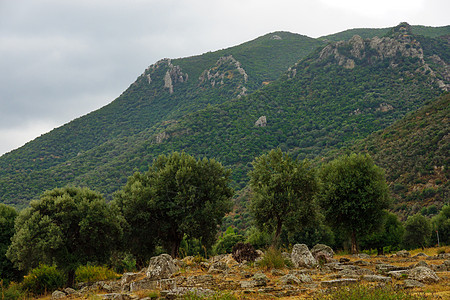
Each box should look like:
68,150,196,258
403,213,432,249
0,204,23,283
249,148,318,246
319,153,390,254
360,211,404,254
7,187,123,286
115,152,233,258
432,205,450,245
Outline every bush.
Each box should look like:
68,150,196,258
231,242,258,263
21,264,65,295
315,283,430,299
75,265,119,283
258,246,291,270
0,281,25,300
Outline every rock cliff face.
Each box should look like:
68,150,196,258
199,55,248,97
289,22,449,91
142,58,188,94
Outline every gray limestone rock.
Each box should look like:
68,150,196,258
146,254,179,280
291,244,317,269
408,267,440,283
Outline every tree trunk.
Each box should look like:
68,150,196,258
377,247,384,256
67,269,75,287
170,236,182,258
351,230,358,254
272,218,283,247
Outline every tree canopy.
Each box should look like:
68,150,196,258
319,153,390,253
6,187,123,286
114,152,234,258
249,148,318,245
0,204,22,282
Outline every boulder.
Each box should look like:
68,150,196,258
291,244,317,268
396,250,411,257
63,288,77,295
51,291,66,299
403,279,425,289
311,244,334,260
320,278,359,287
362,275,392,283
146,254,179,280
208,261,230,274
408,267,440,283
280,274,301,285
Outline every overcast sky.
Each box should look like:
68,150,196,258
0,0,448,156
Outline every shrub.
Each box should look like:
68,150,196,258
0,281,25,300
258,246,291,270
75,265,119,283
315,283,429,299
231,242,258,263
21,264,65,295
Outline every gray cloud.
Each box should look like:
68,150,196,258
0,0,448,155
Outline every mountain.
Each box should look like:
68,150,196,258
350,93,449,220
0,23,449,208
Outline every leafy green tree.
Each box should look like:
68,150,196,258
0,204,23,283
319,153,390,253
249,148,318,246
403,213,432,249
213,226,244,254
115,152,233,258
360,211,404,254
7,187,123,286
431,205,450,245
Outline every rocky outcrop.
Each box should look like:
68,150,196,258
291,244,317,268
311,244,334,261
198,55,248,96
408,266,440,283
254,116,267,127
146,253,179,280
141,58,188,94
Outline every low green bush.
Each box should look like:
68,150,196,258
75,265,119,283
0,281,25,300
316,284,430,299
258,247,291,270
21,264,65,295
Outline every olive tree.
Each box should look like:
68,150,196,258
7,187,123,286
319,153,390,254
114,152,233,258
403,213,432,249
0,204,23,282
249,148,318,246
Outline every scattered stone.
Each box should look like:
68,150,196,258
414,261,429,268
280,274,301,285
52,291,66,299
408,267,440,283
63,287,77,295
146,254,179,280
387,270,409,279
376,263,406,273
397,250,411,258
339,257,350,263
403,279,425,289
311,244,334,260
362,275,392,283
121,272,141,287
431,264,447,272
354,260,370,266
208,261,230,274
160,287,214,299
291,244,317,268
320,278,359,287
355,253,371,259
271,269,285,276
413,252,429,258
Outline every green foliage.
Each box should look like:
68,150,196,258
6,187,123,286
360,211,404,254
0,204,22,283
21,264,65,296
316,283,430,299
258,247,291,270
109,252,137,274
213,226,244,255
75,265,119,283
114,152,233,258
183,291,237,300
0,281,24,300
319,153,390,253
244,226,273,250
431,205,450,245
403,213,432,249
249,148,318,245
282,215,335,249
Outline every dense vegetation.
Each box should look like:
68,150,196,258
0,24,448,209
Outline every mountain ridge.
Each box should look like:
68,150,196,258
0,23,449,208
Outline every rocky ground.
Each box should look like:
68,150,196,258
49,245,450,300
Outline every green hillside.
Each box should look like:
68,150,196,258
350,93,449,219
0,23,449,209
319,24,450,42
